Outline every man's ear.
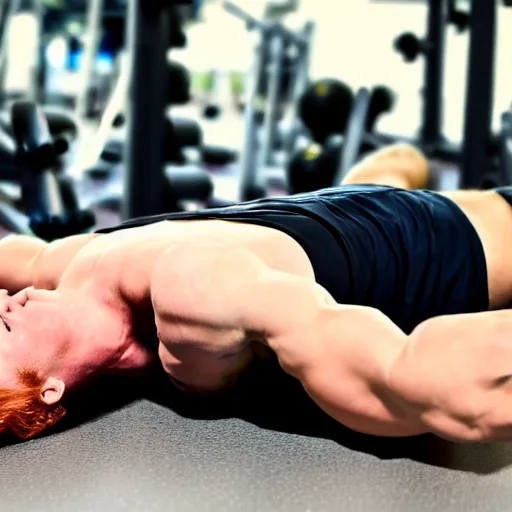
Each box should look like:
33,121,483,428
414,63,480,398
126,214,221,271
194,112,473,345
40,377,66,405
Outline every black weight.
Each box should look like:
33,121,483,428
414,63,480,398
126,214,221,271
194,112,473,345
241,184,267,202
394,32,422,62
500,110,512,186
299,79,354,145
162,167,214,212
11,101,53,161
448,8,469,32
203,104,222,120
97,116,192,167
164,118,186,164
173,117,203,147
169,61,191,105
201,145,238,166
57,175,81,213
287,140,339,194
0,107,79,140
366,86,396,133
112,113,125,128
30,213,66,242
101,137,124,164
44,108,79,139
85,160,116,181
169,5,188,48
334,87,372,184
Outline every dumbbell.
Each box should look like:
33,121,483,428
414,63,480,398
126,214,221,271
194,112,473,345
169,61,191,105
11,101,96,241
201,145,238,166
169,5,187,48
298,79,354,144
203,104,222,120
394,32,424,63
366,86,396,133
287,137,341,194
289,86,394,194
92,117,203,175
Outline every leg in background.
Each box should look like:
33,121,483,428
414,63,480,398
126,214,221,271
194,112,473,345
341,143,430,190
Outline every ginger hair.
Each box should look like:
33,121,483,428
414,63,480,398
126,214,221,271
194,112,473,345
0,369,66,440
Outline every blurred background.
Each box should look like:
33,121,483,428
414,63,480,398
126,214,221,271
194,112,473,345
0,0,510,238
4,0,510,141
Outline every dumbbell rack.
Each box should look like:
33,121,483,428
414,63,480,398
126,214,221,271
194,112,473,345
0,101,95,241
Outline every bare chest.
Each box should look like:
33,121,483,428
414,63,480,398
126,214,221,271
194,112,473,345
81,219,314,300
63,219,311,348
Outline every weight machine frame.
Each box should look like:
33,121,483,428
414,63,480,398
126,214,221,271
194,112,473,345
385,0,460,161
224,1,314,201
459,0,498,188
122,0,171,219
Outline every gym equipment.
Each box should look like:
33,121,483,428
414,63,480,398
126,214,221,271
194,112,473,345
97,0,228,219
93,115,202,170
169,4,188,48
0,106,79,144
224,1,314,201
365,86,396,134
201,145,238,166
287,140,338,194
169,60,191,105
198,69,223,120
76,0,104,118
123,0,182,218
298,79,354,145
2,100,95,241
459,0,512,188
392,0,466,159
287,87,389,195
500,109,512,186
264,0,300,20
334,88,372,184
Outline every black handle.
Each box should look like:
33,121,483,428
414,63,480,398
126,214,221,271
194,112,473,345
11,101,52,154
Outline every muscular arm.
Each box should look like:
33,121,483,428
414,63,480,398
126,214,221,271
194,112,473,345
0,233,97,293
152,247,512,441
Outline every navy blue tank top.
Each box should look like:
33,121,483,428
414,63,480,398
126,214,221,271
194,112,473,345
97,185,488,333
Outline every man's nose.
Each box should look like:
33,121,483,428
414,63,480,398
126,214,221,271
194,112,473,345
11,288,32,307
0,290,10,311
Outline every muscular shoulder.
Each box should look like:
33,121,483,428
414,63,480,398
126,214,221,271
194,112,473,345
34,233,102,289
151,244,267,327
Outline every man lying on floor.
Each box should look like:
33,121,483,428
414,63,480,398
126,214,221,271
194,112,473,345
0,143,511,443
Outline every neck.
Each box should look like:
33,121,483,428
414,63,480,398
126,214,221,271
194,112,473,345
52,290,155,389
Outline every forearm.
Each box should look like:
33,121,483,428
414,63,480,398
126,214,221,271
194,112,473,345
0,234,47,293
388,311,512,442
268,305,512,441
266,305,430,438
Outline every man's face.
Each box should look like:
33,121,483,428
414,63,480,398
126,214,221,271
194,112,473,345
0,288,67,389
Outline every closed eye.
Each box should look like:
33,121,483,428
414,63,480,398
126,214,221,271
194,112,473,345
0,316,10,332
